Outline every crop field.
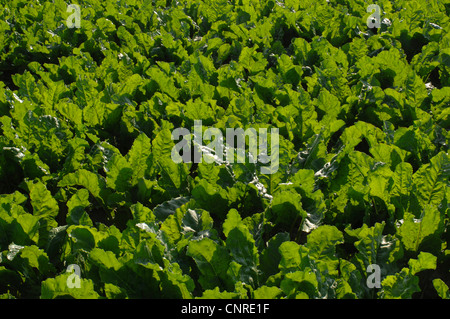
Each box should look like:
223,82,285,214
0,0,449,300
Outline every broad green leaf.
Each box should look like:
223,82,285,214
26,180,58,218
252,285,283,299
346,223,403,274
66,226,97,253
58,169,111,205
126,133,152,186
397,206,445,252
412,152,450,211
196,286,241,299
186,238,232,291
408,252,437,275
104,283,127,299
268,190,305,230
307,225,343,259
239,46,267,74
222,209,242,237
66,189,93,226
290,169,315,195
390,162,413,212
153,197,191,222
433,279,450,299
146,67,179,99
192,179,229,219
130,202,155,225
0,205,40,246
89,248,123,271
181,208,213,237
226,224,259,286
315,89,341,125
278,241,310,273
8,245,55,281
259,232,290,281
105,154,133,192
56,102,82,126
41,273,100,299
24,180,59,247
306,225,343,275
280,269,318,299
335,278,357,299
45,225,69,263
379,268,420,299
133,236,165,268
160,215,182,244
158,262,195,299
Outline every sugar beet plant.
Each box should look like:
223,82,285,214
0,0,449,299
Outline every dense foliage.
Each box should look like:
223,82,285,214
0,0,449,299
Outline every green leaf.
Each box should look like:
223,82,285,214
196,286,241,299
24,180,59,247
186,238,231,291
278,241,310,273
307,225,343,259
433,279,450,299
192,179,229,219
146,67,179,99
280,269,318,299
315,89,341,125
397,206,445,252
268,190,305,231
290,169,315,195
130,202,155,225
104,283,127,299
181,208,213,237
404,70,428,108
153,197,190,222
56,101,83,126
408,252,437,275
259,232,290,282
390,162,413,212
26,180,59,218
105,154,133,193
160,215,182,244
89,248,123,271
66,189,93,226
10,245,55,278
306,225,343,275
222,209,242,238
41,273,100,299
158,262,195,299
45,225,68,257
252,285,283,299
0,205,40,247
335,279,357,299
239,46,268,74
58,169,111,205
346,223,403,274
67,226,97,253
379,268,420,299
126,133,152,186
412,152,450,211
225,224,259,287
133,236,165,268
